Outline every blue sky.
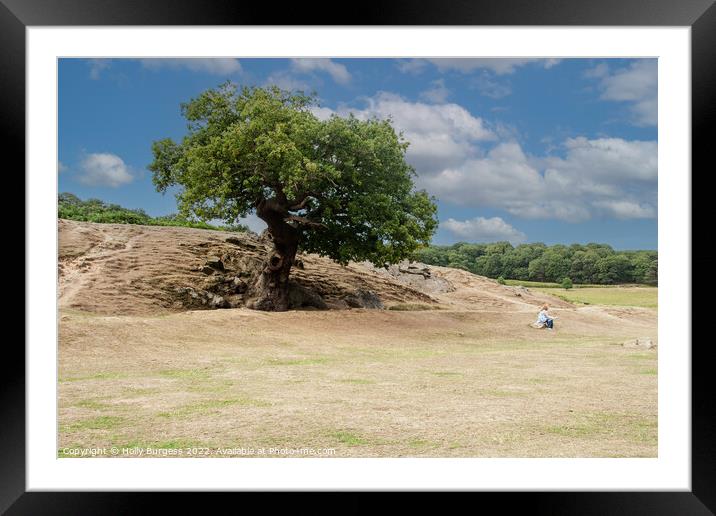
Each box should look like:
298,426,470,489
58,57,657,250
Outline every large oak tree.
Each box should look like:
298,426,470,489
150,83,438,311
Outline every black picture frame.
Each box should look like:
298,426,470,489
6,0,713,512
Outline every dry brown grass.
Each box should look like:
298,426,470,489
59,306,657,458
58,220,657,458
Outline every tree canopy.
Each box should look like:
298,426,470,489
149,83,438,267
149,83,438,310
413,242,657,285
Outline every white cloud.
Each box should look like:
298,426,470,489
599,60,656,102
139,58,242,75
87,59,111,80
421,138,657,222
264,71,313,92
311,106,338,120
290,59,351,84
583,62,608,79
399,58,562,76
396,59,428,75
547,137,657,183
58,161,68,173
472,73,512,99
78,153,133,187
422,141,546,214
542,59,562,70
314,92,655,224
592,200,656,219
420,79,450,103
313,92,494,173
588,59,657,126
443,216,527,244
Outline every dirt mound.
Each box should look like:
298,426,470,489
58,219,568,315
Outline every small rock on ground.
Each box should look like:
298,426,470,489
623,337,656,349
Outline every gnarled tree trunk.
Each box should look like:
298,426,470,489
248,199,300,311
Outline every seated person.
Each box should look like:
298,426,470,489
536,304,554,330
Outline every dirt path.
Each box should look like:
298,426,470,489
59,223,140,306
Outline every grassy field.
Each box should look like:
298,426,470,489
502,280,658,309
534,287,658,309
58,304,658,458
504,279,655,289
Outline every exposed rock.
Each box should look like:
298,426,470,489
206,255,224,271
175,286,229,309
210,294,229,308
367,261,453,295
324,299,350,310
343,289,384,309
287,283,328,310
202,275,224,288
200,266,215,275
225,235,264,251
399,264,431,278
511,286,530,297
233,277,248,293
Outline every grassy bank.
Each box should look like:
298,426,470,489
538,287,658,309
504,279,655,289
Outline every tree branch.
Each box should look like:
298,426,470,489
287,193,317,211
273,184,288,205
284,215,326,228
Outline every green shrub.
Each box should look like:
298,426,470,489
561,277,573,290
497,276,506,285
58,193,250,233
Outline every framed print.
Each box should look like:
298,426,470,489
6,0,714,512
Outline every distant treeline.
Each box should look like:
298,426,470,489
58,193,249,233
412,242,657,285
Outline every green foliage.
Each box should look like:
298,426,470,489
149,83,438,266
413,242,657,286
561,277,573,290
58,193,249,233
497,276,506,285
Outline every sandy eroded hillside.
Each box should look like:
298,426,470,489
58,219,571,315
